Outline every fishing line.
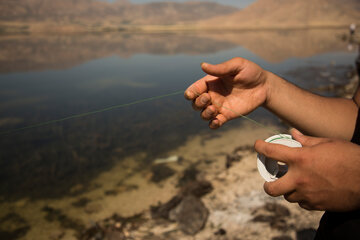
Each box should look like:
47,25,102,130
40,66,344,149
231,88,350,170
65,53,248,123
0,90,183,135
0,89,282,136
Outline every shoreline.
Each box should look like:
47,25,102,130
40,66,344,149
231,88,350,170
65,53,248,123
0,21,357,35
0,121,322,240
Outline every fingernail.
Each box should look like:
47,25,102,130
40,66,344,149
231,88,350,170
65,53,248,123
201,62,208,68
292,128,303,136
185,90,194,99
210,120,219,129
201,96,209,104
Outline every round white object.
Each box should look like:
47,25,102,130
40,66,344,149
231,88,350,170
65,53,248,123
257,134,302,182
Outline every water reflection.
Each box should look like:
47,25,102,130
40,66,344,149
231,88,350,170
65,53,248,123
0,29,350,73
0,33,237,73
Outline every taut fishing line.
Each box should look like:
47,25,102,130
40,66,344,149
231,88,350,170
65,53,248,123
0,89,282,136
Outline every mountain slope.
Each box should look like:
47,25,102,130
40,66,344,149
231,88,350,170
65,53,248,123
0,0,237,25
198,0,360,29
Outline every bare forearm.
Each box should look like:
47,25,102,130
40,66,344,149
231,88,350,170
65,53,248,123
264,71,358,140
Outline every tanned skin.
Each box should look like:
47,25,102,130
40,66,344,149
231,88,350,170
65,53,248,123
185,57,360,212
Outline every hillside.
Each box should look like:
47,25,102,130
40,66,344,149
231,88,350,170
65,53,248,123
0,0,236,25
197,0,360,29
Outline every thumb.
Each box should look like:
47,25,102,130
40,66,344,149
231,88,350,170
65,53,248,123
263,174,296,197
201,58,246,77
290,128,329,147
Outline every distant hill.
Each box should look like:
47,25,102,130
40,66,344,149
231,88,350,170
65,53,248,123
198,0,360,29
0,0,236,25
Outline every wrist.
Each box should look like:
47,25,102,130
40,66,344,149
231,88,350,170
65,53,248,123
262,70,277,109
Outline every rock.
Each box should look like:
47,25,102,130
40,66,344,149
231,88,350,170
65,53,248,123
265,202,291,217
252,202,292,232
180,180,213,198
150,165,176,183
80,214,146,240
110,213,146,231
69,184,85,194
177,165,199,187
104,229,124,240
169,195,209,235
226,145,253,168
252,214,276,223
42,206,85,232
270,218,289,231
226,153,242,169
80,224,105,240
72,197,91,208
85,203,103,214
150,196,183,220
0,213,31,240
151,179,212,221
49,230,65,240
104,190,118,196
214,228,227,236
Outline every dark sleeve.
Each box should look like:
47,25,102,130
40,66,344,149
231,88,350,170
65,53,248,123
351,107,360,145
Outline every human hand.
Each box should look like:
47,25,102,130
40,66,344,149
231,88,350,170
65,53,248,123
184,57,269,129
255,129,360,212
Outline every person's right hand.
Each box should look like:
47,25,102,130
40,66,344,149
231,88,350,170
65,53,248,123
184,57,269,129
255,129,360,212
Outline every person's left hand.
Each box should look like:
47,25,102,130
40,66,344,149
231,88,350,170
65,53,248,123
255,129,360,212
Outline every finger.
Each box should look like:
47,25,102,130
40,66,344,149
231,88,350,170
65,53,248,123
201,57,246,77
263,174,296,197
201,105,218,121
192,93,211,111
184,75,217,100
254,140,299,164
209,114,227,129
290,128,330,147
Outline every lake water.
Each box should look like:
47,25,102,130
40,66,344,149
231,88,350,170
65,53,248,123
0,29,358,239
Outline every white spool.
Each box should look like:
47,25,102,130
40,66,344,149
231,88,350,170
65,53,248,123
257,134,302,182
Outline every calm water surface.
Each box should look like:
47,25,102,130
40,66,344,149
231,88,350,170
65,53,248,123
0,29,358,237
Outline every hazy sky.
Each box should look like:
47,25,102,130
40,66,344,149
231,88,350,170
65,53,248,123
110,0,256,8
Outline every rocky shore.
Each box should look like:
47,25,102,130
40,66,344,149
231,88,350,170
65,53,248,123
68,124,323,240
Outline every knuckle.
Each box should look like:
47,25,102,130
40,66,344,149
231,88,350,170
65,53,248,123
233,57,244,64
294,176,307,187
263,144,274,157
254,140,262,151
201,111,211,121
191,101,200,111
200,112,207,121
295,152,309,166
192,103,203,112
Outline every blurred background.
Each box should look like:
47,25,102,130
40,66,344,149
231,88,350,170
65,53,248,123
0,0,359,239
